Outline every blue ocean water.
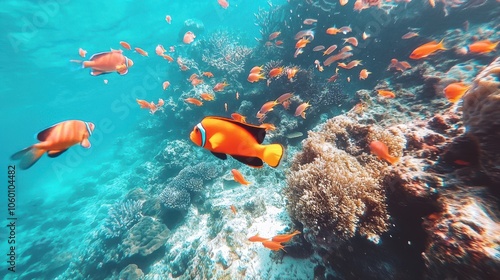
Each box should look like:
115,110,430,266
1,0,499,279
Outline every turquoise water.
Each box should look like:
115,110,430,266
1,0,499,279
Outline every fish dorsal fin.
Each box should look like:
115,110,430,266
206,116,266,144
37,123,60,141
208,132,225,149
89,51,110,61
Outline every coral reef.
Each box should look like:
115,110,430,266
120,216,170,257
462,57,500,183
101,199,144,239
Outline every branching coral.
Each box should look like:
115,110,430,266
101,200,144,239
159,186,191,211
285,116,403,242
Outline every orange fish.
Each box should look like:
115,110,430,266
269,31,281,40
353,0,369,11
259,123,276,131
276,92,294,104
401,32,419,39
268,67,284,79
286,67,299,80
81,49,133,76
294,102,311,119
134,47,148,57
137,99,158,114
275,40,283,46
250,65,264,73
248,234,270,242
340,0,349,6
213,81,229,92
189,73,198,81
261,240,286,252
231,113,247,123
377,90,396,98
271,230,301,243
183,31,196,44
218,0,229,9
231,169,251,185
163,81,170,90
444,82,470,103
165,15,172,24
467,40,499,54
362,32,370,40
339,26,352,34
203,72,214,78
191,78,204,87
359,69,371,80
303,18,317,25
259,101,279,115
162,54,174,62
78,48,87,58
369,140,399,165
295,38,310,49
157,98,165,107
11,120,95,169
326,27,341,35
155,44,166,56
409,39,446,59
248,72,266,83
388,58,411,72
185,98,203,106
230,205,237,214
119,41,132,50
189,116,284,168
324,51,353,66
200,93,215,101
314,60,324,72
343,37,359,47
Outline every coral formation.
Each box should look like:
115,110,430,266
120,216,170,257
101,199,144,239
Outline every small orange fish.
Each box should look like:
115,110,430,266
388,58,411,72
157,98,165,107
248,234,270,242
286,67,299,80
137,99,158,114
218,0,229,9
165,15,172,24
339,0,349,6
275,40,283,46
295,38,310,49
248,72,266,83
78,48,87,58
268,67,284,79
231,169,251,185
203,72,214,78
230,205,237,214
353,0,369,11
259,123,276,131
183,31,196,44
303,18,317,25
81,49,133,76
326,27,341,35
444,82,470,103
189,73,198,81
343,37,359,47
120,41,132,50
191,78,204,86
314,60,324,72
359,69,371,80
401,32,419,39
135,47,148,57
261,240,286,252
409,39,446,59
369,140,399,165
155,44,166,56
323,44,338,56
467,40,499,54
200,92,215,101
268,31,281,40
231,113,247,123
213,81,229,92
271,230,301,243
250,65,264,74
294,102,311,119
185,98,203,106
11,120,95,169
276,92,294,104
429,0,436,8
162,54,174,62
259,101,279,115
362,32,370,40
454,159,470,166
163,81,170,90
282,100,291,110
377,90,396,98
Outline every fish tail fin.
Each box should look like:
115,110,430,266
262,143,284,168
388,156,400,165
10,146,45,170
438,38,447,50
492,41,499,51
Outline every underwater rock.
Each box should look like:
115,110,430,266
120,216,170,257
118,264,144,280
462,57,500,184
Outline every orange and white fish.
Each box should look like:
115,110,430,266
230,205,237,214
271,230,301,243
377,89,396,98
185,98,203,106
81,49,133,76
314,60,324,72
119,41,132,50
409,39,446,59
362,32,370,40
231,113,247,123
359,69,371,80
11,120,95,169
261,240,286,252
444,82,470,103
248,72,266,83
183,31,196,44
189,116,284,168
213,81,229,92
294,102,311,119
218,0,229,9
165,15,172,24
248,234,270,242
369,140,399,165
231,169,251,185
78,48,87,58
467,40,499,54
339,0,349,6
134,47,148,57
163,81,170,90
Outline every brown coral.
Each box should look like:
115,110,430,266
462,56,500,183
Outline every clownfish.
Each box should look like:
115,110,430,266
11,120,95,169
80,49,134,76
189,116,284,168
